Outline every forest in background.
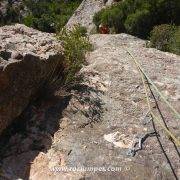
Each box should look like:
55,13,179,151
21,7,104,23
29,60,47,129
93,0,180,54
0,0,81,32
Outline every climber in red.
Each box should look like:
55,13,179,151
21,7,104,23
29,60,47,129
99,24,110,34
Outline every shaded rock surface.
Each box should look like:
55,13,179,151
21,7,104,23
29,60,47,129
1,33,179,180
0,24,63,135
0,0,25,19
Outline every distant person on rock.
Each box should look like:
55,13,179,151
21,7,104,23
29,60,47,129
99,24,110,34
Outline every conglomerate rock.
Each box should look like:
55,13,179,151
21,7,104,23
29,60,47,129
66,0,114,32
0,24,63,135
1,33,179,180
0,1,180,179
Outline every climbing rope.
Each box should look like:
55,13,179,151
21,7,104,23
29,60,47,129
126,49,180,120
124,48,180,147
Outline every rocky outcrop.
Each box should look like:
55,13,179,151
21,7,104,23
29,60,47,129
66,0,113,32
0,0,8,15
30,34,179,179
0,0,180,179
0,0,180,177
1,33,179,179
0,24,63,135
0,0,25,21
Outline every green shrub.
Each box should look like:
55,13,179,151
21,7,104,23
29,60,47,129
23,0,81,32
23,15,35,27
169,27,180,55
93,3,127,33
55,15,70,32
93,9,106,28
1,0,82,33
56,25,92,85
75,25,87,36
106,5,126,32
1,3,23,25
125,9,152,38
93,0,180,38
154,0,180,25
149,24,180,54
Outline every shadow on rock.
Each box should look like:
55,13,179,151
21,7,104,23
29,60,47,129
0,94,71,180
0,81,105,179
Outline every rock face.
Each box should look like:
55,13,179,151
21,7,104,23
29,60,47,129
0,2,180,179
0,0,25,20
1,33,179,180
0,0,180,178
66,0,113,32
0,24,63,135
40,34,179,179
0,0,8,15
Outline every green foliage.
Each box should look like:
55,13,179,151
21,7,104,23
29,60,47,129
23,15,34,27
154,0,180,25
150,24,180,55
74,25,87,36
0,2,23,25
125,9,152,38
23,0,81,32
1,0,81,33
57,25,92,85
93,0,180,38
93,10,102,28
169,27,180,55
93,3,127,32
